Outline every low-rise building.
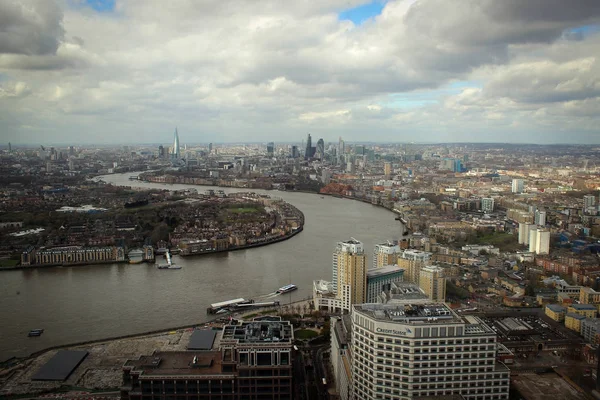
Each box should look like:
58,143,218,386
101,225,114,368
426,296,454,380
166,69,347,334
565,313,587,333
545,304,567,322
567,304,597,319
121,317,294,400
556,281,582,299
581,318,600,345
580,287,600,311
313,279,342,313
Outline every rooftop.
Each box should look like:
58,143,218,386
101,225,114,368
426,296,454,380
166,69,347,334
124,351,228,377
569,304,597,311
546,304,566,313
354,303,462,325
221,318,293,344
367,265,404,278
382,282,429,303
566,313,586,321
582,318,600,329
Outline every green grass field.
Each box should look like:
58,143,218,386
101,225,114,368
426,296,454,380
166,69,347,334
470,232,520,252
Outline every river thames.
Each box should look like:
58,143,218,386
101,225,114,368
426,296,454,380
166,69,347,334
0,173,404,361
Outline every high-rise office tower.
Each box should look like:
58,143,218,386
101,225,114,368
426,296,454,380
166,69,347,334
8,142,11,152
290,145,299,158
512,179,524,193
535,210,546,226
266,142,274,157
397,249,432,284
305,133,312,160
419,265,446,301
348,302,510,400
316,138,325,160
384,162,392,177
171,127,180,159
373,241,401,268
481,197,495,213
208,143,213,153
333,239,367,312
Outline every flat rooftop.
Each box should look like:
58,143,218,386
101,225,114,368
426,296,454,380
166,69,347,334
188,329,217,350
383,282,430,303
367,265,404,278
511,372,586,400
355,303,462,324
221,320,293,344
125,351,228,377
32,350,88,381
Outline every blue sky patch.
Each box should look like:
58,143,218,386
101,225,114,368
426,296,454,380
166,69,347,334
383,81,482,109
86,0,115,12
339,1,386,25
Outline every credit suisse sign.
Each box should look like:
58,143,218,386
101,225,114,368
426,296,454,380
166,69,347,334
376,327,413,336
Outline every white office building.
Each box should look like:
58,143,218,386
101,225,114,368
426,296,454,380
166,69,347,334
350,303,510,400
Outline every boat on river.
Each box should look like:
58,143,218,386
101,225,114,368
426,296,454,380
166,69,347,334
156,251,181,269
276,284,297,294
28,329,44,337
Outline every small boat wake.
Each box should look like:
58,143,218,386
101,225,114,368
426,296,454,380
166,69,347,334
258,292,279,299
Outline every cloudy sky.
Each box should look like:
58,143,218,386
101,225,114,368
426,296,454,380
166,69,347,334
1,0,600,145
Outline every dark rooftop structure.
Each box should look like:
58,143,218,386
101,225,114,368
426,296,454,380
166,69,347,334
187,329,217,350
221,319,293,344
32,350,88,381
123,351,228,377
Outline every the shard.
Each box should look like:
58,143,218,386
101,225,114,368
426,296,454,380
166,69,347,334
172,127,180,159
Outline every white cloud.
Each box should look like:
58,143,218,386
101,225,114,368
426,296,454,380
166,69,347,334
1,0,600,143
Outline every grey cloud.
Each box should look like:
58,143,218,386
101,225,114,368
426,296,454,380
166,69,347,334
0,53,87,70
3,0,600,144
0,0,64,56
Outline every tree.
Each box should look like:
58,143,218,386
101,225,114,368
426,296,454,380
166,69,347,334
321,320,331,339
524,284,536,297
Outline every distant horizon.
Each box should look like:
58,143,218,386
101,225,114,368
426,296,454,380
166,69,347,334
4,141,600,148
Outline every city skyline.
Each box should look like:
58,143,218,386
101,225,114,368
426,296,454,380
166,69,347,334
1,1,600,144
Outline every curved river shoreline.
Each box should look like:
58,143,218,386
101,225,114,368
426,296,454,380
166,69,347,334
0,173,404,362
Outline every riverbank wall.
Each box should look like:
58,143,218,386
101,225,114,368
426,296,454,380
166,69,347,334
0,258,131,272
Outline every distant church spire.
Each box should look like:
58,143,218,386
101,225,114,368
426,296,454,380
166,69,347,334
172,127,180,159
